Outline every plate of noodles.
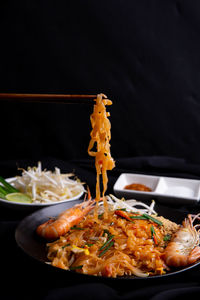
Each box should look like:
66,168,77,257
15,195,200,280
0,162,85,210
15,94,200,279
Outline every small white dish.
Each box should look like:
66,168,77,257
113,173,200,204
0,178,84,211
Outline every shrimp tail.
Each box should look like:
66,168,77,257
188,246,200,265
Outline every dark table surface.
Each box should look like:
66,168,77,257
1,156,200,300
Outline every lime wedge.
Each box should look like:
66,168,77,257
5,193,33,203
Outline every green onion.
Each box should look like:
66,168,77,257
70,265,83,270
0,186,8,197
130,215,147,220
163,234,171,241
132,214,162,225
116,211,162,226
70,226,85,230
99,235,114,251
102,229,110,237
0,176,19,193
150,225,156,237
62,243,71,249
98,213,103,219
85,243,94,247
115,208,127,211
0,177,33,203
150,225,158,245
0,191,6,199
99,241,114,257
142,214,163,226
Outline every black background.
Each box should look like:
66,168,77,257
1,0,200,164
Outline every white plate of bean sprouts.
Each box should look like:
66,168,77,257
0,162,85,211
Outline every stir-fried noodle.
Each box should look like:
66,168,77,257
87,93,115,218
47,195,179,277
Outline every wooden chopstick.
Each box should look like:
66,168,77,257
0,93,97,104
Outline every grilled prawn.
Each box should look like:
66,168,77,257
163,213,200,267
36,199,95,240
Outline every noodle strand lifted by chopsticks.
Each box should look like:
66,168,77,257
88,94,115,216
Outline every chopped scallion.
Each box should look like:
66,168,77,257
0,192,6,199
102,229,110,237
99,241,114,257
130,215,147,220
0,176,19,193
98,213,103,219
150,225,158,245
62,243,71,249
85,243,94,247
70,226,85,230
99,235,114,251
0,186,8,197
150,225,156,237
142,214,163,226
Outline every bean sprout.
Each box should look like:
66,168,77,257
99,194,157,215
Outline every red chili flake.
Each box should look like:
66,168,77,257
115,210,132,221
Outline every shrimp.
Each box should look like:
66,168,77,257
163,213,200,267
36,199,95,240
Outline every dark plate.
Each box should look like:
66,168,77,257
15,199,200,280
